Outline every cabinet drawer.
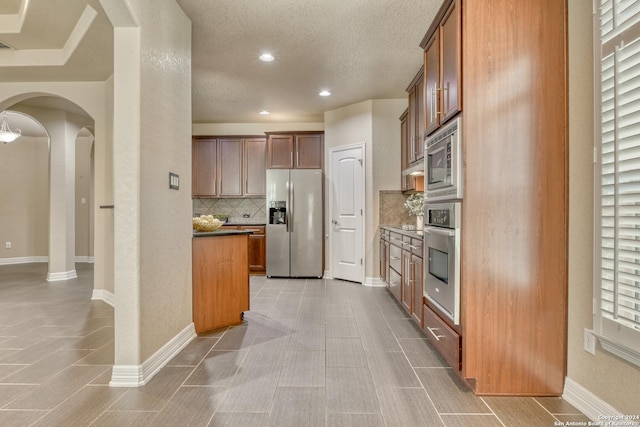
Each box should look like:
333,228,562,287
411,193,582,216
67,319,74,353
423,304,461,370
410,237,423,257
389,243,402,274
389,232,403,247
388,265,402,301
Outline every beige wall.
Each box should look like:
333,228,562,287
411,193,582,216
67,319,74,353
324,99,405,282
0,130,94,262
566,0,640,413
75,135,94,258
0,136,49,259
108,0,193,364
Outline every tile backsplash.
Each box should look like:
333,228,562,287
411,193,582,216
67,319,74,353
193,198,267,224
379,190,414,226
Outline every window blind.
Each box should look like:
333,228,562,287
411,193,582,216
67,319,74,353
597,0,640,360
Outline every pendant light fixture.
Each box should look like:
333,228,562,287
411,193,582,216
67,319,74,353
0,111,21,144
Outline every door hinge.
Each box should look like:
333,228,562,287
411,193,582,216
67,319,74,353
360,209,363,215
360,258,363,265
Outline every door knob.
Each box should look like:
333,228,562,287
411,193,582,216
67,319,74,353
331,219,338,225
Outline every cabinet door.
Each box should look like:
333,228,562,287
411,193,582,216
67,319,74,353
415,77,425,161
242,226,266,274
440,0,461,122
218,138,243,196
295,134,323,169
267,135,294,168
244,138,267,196
424,32,440,135
411,253,423,326
402,249,412,313
400,111,416,192
380,234,388,283
408,88,418,165
192,138,217,197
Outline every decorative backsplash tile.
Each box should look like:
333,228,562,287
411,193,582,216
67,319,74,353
193,198,267,224
379,190,414,226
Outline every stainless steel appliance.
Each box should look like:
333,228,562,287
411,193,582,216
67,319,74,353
424,116,462,201
423,201,461,325
266,169,323,278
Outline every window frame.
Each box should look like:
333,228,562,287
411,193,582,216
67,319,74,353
593,0,640,367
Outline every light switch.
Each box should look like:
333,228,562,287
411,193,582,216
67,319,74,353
81,197,86,205
169,172,179,190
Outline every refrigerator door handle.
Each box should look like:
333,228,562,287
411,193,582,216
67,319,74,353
286,180,290,232
289,180,294,233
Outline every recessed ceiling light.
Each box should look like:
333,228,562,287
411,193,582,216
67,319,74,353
319,90,331,97
259,110,270,115
259,53,274,62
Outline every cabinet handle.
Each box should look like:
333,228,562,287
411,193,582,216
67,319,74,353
297,151,300,167
442,82,450,116
390,256,400,260
245,229,261,232
432,82,441,122
291,152,293,167
409,245,421,250
245,180,248,193
427,326,444,341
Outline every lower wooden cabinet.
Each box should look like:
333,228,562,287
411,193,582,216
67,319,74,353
380,227,424,328
192,234,250,332
243,225,266,275
411,253,423,326
423,303,461,370
222,225,266,275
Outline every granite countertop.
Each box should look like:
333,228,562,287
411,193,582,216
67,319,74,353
380,224,424,238
223,223,266,226
192,229,254,238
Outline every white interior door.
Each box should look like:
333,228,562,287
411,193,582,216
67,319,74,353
330,144,364,282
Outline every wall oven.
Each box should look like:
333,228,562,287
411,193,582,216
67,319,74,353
424,117,462,201
423,201,461,325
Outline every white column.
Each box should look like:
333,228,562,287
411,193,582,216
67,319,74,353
46,112,81,281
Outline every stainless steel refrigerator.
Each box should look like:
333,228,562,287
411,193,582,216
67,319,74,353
266,169,323,278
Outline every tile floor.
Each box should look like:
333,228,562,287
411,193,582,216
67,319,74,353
0,263,589,426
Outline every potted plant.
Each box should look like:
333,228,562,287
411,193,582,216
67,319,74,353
404,193,425,230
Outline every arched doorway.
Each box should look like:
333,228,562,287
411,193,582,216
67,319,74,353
0,97,97,285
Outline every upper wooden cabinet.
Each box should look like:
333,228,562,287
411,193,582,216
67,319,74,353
244,138,267,196
266,132,324,169
422,0,461,135
407,68,425,164
192,136,267,198
192,138,217,197
218,138,243,197
267,135,294,168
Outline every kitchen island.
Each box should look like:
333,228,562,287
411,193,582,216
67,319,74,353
192,229,251,333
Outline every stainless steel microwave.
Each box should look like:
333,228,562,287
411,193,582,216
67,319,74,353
424,117,462,201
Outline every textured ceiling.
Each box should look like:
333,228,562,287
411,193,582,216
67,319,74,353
0,0,443,124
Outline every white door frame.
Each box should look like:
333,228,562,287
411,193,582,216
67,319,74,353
328,143,366,283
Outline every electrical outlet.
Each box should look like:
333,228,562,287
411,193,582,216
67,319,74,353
5,242,11,249
584,328,596,355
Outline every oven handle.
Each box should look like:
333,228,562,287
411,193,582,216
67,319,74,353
424,226,455,237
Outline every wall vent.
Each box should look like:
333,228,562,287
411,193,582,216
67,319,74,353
0,41,14,49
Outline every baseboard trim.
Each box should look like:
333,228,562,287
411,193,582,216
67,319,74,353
75,256,95,263
47,270,78,281
563,377,622,422
91,289,115,307
0,256,48,265
323,270,331,279
364,277,386,287
110,323,196,387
